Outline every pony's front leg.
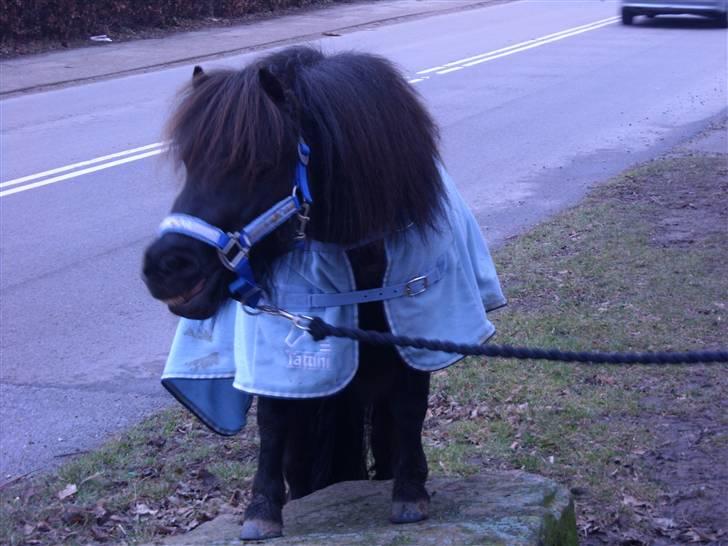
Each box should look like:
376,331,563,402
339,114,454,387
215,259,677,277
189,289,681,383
241,396,288,541
390,367,431,524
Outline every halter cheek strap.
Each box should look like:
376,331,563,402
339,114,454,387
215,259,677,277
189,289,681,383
157,140,313,307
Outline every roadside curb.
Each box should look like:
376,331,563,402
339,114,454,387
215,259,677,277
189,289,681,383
0,0,509,97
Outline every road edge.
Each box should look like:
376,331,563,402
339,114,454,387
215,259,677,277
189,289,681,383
0,0,513,98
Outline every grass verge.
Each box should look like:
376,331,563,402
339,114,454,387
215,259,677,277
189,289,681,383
1,149,726,545
426,151,727,544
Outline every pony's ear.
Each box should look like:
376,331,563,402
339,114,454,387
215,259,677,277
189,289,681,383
258,68,286,105
192,65,207,87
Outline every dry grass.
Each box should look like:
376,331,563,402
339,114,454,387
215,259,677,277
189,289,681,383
425,153,727,544
2,152,726,545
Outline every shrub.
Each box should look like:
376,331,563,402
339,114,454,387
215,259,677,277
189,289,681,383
0,0,332,44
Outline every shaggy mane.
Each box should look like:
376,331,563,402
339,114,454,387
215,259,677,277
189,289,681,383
167,46,445,244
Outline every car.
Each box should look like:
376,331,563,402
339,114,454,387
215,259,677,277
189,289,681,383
620,0,728,26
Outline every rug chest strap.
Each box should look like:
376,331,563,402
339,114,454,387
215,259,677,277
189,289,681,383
275,261,446,309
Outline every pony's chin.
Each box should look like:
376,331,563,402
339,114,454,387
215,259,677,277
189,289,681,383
166,272,228,320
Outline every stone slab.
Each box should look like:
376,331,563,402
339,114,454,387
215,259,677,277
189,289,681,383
142,473,577,545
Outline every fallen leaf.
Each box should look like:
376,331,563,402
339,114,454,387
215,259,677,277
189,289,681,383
621,494,652,512
133,503,158,516
195,468,218,488
653,517,676,530
80,471,103,485
61,505,87,525
184,519,202,532
57,483,78,500
229,489,242,507
147,436,166,448
680,527,721,542
680,529,704,542
94,502,110,524
90,525,111,541
197,510,215,523
155,524,178,535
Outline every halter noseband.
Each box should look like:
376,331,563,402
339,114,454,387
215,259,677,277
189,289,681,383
157,140,313,307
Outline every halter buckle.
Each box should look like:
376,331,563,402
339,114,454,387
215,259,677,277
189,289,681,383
294,203,311,241
405,275,429,297
218,234,249,271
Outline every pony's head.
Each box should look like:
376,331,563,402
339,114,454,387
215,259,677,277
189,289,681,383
143,47,444,319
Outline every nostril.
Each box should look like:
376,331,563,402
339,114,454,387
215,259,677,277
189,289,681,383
142,242,201,284
143,235,210,291
159,253,198,276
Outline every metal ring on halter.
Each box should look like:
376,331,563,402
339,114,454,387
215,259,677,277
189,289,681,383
242,304,263,316
241,287,273,314
218,233,250,272
291,183,305,201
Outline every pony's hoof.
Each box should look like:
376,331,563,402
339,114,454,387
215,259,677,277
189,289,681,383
390,500,429,524
239,519,283,541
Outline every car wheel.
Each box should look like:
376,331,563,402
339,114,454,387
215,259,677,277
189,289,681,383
621,8,635,25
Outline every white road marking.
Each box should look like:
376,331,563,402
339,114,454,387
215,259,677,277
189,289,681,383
0,142,166,189
0,148,167,198
1,15,620,198
436,66,465,75
417,16,619,75
461,19,618,68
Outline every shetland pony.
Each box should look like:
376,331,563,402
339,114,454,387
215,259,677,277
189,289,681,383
143,46,447,540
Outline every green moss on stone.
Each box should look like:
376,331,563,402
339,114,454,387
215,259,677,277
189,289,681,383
540,500,578,546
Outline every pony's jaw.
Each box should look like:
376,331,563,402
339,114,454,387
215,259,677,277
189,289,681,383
162,279,206,308
142,238,232,320
163,268,229,319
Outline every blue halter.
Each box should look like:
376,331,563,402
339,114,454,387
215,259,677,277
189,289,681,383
158,140,313,307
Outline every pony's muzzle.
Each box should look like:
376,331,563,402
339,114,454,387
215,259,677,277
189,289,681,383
142,235,204,299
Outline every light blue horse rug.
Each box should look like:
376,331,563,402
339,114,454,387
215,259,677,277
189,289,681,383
161,168,506,435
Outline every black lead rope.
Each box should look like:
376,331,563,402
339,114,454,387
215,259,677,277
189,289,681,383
307,317,728,365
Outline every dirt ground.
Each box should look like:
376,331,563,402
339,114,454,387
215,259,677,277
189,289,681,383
588,156,727,545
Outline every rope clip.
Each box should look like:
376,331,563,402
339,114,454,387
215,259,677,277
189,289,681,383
248,304,313,331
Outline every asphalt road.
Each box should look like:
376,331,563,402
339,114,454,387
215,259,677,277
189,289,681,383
1,0,726,479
